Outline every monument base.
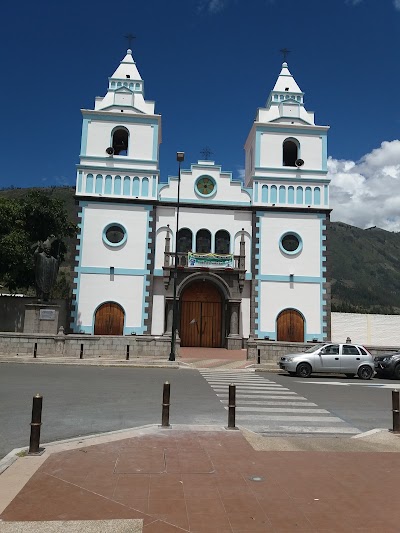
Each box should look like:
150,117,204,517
24,303,60,335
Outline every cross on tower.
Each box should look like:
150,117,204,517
125,33,136,48
200,147,213,160
280,48,291,62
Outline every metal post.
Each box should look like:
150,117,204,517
33,342,37,358
80,344,83,359
227,384,238,429
28,394,43,455
169,152,185,362
126,345,130,360
162,382,171,427
257,349,261,365
392,390,400,433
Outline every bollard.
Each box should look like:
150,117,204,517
126,345,130,361
161,382,171,428
80,344,84,359
33,342,37,358
28,394,44,455
392,390,400,433
226,384,238,430
257,349,261,365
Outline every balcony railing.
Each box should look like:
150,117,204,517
163,252,243,269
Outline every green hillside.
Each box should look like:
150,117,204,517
1,186,400,313
329,222,400,314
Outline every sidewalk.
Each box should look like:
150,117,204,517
0,352,259,371
1,424,400,532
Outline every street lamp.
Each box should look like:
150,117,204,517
169,151,185,362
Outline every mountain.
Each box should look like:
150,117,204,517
1,186,400,314
329,221,400,314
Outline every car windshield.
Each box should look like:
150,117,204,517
303,343,324,353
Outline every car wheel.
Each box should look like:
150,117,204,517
296,363,312,378
357,365,373,380
345,373,354,378
393,365,400,380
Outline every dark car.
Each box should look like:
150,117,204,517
374,352,400,379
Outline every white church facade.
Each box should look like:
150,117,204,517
71,49,331,349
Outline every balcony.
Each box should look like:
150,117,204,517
162,252,246,291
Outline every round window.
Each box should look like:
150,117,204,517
195,176,217,197
280,232,302,255
103,224,127,247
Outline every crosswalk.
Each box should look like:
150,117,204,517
199,370,360,436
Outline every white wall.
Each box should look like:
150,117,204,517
332,313,400,347
76,273,145,331
85,121,155,160
259,281,321,336
259,132,322,170
259,212,321,277
81,203,148,270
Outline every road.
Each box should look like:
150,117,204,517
0,364,226,460
0,364,396,459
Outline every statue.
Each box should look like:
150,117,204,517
33,237,60,302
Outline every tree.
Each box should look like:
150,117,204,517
0,190,76,293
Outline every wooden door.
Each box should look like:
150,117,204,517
94,302,124,335
277,309,304,342
180,281,222,347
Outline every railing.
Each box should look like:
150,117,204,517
163,252,243,269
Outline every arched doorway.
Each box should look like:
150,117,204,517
277,309,304,342
94,302,124,335
180,281,222,347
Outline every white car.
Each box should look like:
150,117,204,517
278,343,374,379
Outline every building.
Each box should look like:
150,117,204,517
72,49,331,349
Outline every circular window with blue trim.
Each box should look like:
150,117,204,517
279,232,302,255
103,223,127,247
195,175,217,197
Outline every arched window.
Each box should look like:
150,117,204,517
95,174,103,194
123,176,130,196
196,229,211,253
305,187,312,205
314,187,321,205
132,177,140,196
112,127,129,156
177,228,192,253
283,138,299,166
262,185,268,203
270,185,277,204
215,230,230,254
141,177,149,197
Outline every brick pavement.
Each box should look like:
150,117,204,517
1,426,400,532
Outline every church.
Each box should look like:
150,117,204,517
71,49,331,349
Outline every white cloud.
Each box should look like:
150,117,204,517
328,140,400,231
394,0,400,10
197,0,228,13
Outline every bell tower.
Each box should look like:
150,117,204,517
76,48,161,199
245,61,332,343
244,61,329,204
72,49,161,335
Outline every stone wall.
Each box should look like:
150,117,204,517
0,297,69,333
0,333,177,358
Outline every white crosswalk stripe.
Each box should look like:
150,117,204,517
200,370,360,436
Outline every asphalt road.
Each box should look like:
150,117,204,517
0,364,226,460
264,371,395,433
0,364,397,460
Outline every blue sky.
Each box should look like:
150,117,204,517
1,0,400,228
